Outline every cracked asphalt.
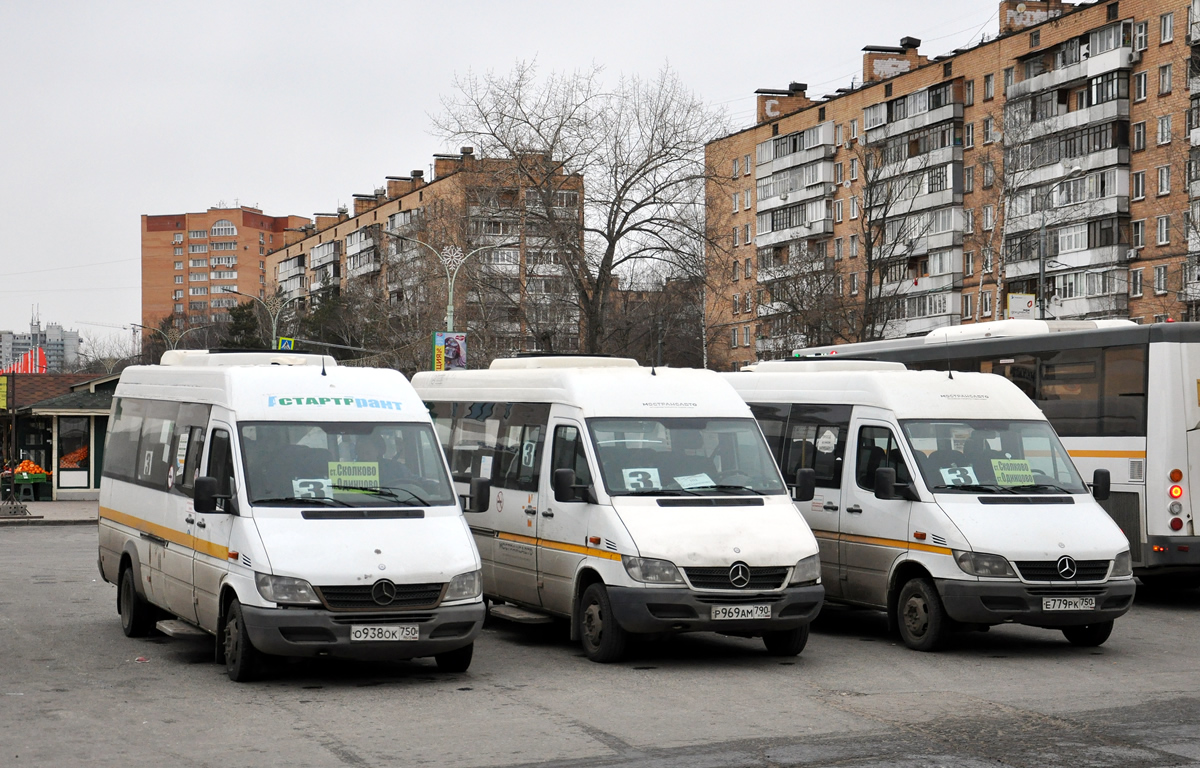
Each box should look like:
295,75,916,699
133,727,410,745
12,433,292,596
3,526,1200,767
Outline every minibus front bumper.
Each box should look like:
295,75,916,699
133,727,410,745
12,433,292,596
605,583,824,634
937,578,1136,627
240,602,486,660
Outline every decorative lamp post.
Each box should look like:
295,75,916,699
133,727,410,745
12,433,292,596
229,291,304,350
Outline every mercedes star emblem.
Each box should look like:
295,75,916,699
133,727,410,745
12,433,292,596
1056,556,1078,580
371,579,398,606
729,562,751,589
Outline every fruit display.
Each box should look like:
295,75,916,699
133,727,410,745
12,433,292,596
59,445,88,469
16,459,47,475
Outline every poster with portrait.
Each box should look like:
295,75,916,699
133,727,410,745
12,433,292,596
432,332,468,371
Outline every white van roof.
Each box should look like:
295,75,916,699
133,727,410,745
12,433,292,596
725,369,1046,422
746,360,907,373
158,350,338,368
115,358,428,422
412,358,752,419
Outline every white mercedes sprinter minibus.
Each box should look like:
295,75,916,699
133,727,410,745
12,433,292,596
411,357,824,663
728,360,1135,651
98,351,485,681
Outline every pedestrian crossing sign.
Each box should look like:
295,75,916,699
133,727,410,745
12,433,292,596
278,337,295,351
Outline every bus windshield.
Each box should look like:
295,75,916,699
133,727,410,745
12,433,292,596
587,417,787,497
238,422,456,508
900,419,1086,494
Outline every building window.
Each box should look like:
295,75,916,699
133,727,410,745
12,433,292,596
964,123,974,148
172,233,183,244
981,290,992,317
173,261,183,270
983,73,995,100
836,124,844,145
835,199,844,222
733,227,740,247
1003,67,1014,94
1158,114,1172,144
188,243,207,254
1130,268,1143,296
1132,170,1146,200
1134,71,1148,101
189,272,207,282
1134,20,1149,50
849,119,858,139
743,326,751,346
174,275,183,284
732,158,740,178
188,230,207,239
1158,165,1171,195
211,219,237,237
983,117,996,143
1162,12,1175,43
982,248,994,273
850,158,858,180
964,80,974,106
834,163,844,183
1030,30,1040,47
173,289,183,299
174,246,183,256
835,237,844,259
964,251,974,276
731,328,738,348
849,234,859,258
851,273,859,295
1133,121,1146,150
982,162,994,188
744,154,751,174
744,259,752,279
732,261,740,281
964,208,974,233
732,294,740,314
962,292,973,319
744,224,751,245
744,189,752,210
1157,215,1171,245
732,192,739,213
1107,2,1118,21
189,287,208,296
850,196,859,219
1155,264,1169,294
964,166,974,193
1160,63,1172,94
982,205,995,230
1132,219,1145,248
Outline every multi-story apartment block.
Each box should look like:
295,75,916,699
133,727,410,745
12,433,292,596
140,206,311,331
272,148,585,357
707,0,1200,369
1,319,80,372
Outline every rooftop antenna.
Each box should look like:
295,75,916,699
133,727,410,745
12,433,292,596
321,355,327,376
943,330,953,379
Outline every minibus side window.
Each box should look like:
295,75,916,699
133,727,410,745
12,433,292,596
855,426,911,490
784,404,851,489
178,427,206,492
103,398,146,482
551,425,593,497
748,403,789,465
449,402,498,482
135,401,181,490
495,404,550,492
206,429,236,511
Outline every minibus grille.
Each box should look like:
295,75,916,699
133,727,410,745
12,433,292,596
315,583,445,611
1014,561,1110,582
684,566,789,590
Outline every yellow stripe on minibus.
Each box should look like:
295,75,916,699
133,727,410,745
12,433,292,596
494,531,623,561
808,527,952,556
1067,450,1147,459
99,506,229,561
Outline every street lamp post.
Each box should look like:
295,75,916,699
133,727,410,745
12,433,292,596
1037,165,1085,320
385,231,518,332
131,322,209,354
230,291,304,350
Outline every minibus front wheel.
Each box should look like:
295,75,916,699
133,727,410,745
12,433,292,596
1061,620,1113,647
896,578,948,652
224,599,264,682
762,624,810,656
579,583,629,663
435,642,474,673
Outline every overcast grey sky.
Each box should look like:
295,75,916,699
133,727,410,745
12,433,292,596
0,0,999,344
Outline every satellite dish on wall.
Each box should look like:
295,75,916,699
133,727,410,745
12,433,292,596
1016,2,1027,12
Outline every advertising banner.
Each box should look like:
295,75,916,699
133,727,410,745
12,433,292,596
1007,293,1036,320
432,332,467,371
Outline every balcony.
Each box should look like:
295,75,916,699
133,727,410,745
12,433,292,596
1005,196,1130,237
756,179,836,212
865,103,963,144
1013,149,1129,190
755,219,834,249
280,275,306,299
1023,99,1128,142
875,146,962,180
1047,292,1129,319
310,241,342,268
277,258,306,281
1007,47,1132,101
346,254,381,279
1003,244,1130,281
893,313,959,338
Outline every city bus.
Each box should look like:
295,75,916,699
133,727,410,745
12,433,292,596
793,319,1200,587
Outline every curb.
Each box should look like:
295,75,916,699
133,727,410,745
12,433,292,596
0,518,98,527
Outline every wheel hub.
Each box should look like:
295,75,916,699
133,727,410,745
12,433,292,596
903,595,929,637
583,601,603,646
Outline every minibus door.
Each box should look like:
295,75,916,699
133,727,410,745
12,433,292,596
192,425,237,632
840,420,913,608
491,405,549,608
537,422,595,615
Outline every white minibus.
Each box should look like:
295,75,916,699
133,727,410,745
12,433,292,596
412,357,824,662
728,359,1136,651
98,351,485,681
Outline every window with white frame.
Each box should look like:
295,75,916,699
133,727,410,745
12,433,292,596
732,192,739,212
211,241,236,251
189,258,208,268
929,249,956,275
964,123,974,148
1133,121,1146,150
1162,12,1175,43
174,247,183,256
835,199,844,222
1058,223,1088,253
1132,170,1146,199
744,188,752,210
850,158,859,180
1158,114,1172,144
850,119,858,139
1132,219,1145,248
1134,71,1148,101
743,326,751,346
864,104,886,130
931,207,955,233
188,230,207,239
744,223,751,244
1130,268,1143,296
1155,264,1169,293
983,117,995,143
964,208,974,233
964,80,975,105
964,251,974,276
173,289,183,299
982,205,994,230
835,237,844,259
964,166,975,193
211,269,238,280
962,292,974,318
189,272,207,282
982,248,994,273
731,328,738,348
1158,165,1171,195
732,227,740,247
1160,63,1173,94
744,155,751,175
732,158,740,178
850,196,859,219
172,233,183,244
744,259,752,279
188,243,208,254
981,290,992,316
849,234,859,258
851,273,859,295
189,286,208,296
984,74,995,100
174,275,183,284
1134,20,1149,50
173,261,183,270
732,294,740,313
1157,215,1171,244
210,219,237,237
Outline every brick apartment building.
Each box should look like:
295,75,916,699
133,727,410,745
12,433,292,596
271,148,586,358
140,206,311,331
707,0,1200,370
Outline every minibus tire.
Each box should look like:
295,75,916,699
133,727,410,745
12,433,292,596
1061,620,1114,647
224,599,263,682
896,578,947,652
762,624,809,656
579,584,629,663
118,566,155,638
434,642,474,673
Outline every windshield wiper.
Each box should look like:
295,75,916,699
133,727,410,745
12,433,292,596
331,484,429,506
1005,483,1075,494
251,495,352,507
931,483,1012,494
618,489,700,497
693,484,766,495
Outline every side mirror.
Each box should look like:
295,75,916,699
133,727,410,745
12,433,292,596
194,476,229,514
793,468,816,502
1092,468,1111,501
467,477,491,513
554,468,577,502
874,467,897,500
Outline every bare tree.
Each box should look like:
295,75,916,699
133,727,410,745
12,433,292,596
75,331,141,374
433,62,731,355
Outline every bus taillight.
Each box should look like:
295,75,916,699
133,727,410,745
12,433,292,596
1170,485,1184,499
1170,468,1184,482
1170,517,1185,531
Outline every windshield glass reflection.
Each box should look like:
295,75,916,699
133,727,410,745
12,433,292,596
239,422,456,507
587,417,786,497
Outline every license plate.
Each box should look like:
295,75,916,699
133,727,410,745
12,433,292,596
711,604,771,620
1042,597,1096,611
350,624,419,641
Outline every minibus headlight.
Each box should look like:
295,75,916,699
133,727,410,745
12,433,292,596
1111,550,1133,578
953,551,1016,578
790,554,822,585
255,573,321,605
446,570,482,601
623,557,684,584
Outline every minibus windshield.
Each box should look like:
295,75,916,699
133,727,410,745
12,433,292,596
900,419,1086,494
588,417,787,497
239,422,456,508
